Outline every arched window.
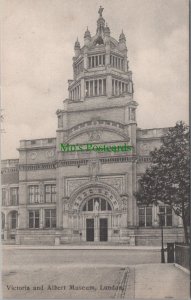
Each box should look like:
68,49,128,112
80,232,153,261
82,197,112,212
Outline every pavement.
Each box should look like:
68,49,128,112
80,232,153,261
2,244,161,250
125,263,190,299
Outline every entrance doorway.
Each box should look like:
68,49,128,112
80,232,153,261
99,218,108,241
86,219,94,241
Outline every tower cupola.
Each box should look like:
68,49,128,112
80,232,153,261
119,30,127,52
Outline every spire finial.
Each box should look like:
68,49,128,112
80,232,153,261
98,6,104,17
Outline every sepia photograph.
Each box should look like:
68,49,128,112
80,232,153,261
1,0,190,299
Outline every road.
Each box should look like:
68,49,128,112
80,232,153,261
1,248,189,299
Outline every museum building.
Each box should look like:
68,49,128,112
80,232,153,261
1,8,184,245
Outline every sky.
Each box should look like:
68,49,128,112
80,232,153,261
1,0,189,159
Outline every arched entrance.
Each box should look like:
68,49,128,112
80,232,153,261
66,183,123,242
82,197,112,242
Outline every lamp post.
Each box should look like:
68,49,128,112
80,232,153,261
158,212,165,263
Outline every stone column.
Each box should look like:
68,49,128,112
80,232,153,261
40,208,44,229
106,75,112,98
94,215,99,241
18,182,28,229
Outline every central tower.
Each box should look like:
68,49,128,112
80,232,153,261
56,7,138,243
69,6,134,102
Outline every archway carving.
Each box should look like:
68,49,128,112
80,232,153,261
68,182,122,212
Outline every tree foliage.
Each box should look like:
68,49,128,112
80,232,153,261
135,121,190,244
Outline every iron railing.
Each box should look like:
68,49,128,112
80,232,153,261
175,243,190,270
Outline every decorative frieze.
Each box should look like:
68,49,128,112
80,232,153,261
99,176,125,194
66,178,89,196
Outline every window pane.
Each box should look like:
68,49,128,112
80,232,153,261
166,215,172,226
11,212,17,229
46,194,51,203
139,208,145,215
29,217,33,228
159,206,165,213
108,202,112,211
139,216,145,227
88,199,93,211
166,207,172,214
52,217,56,228
45,210,50,218
146,216,152,226
146,207,152,215
52,194,56,203
46,185,51,192
161,215,165,226
51,210,56,218
45,218,50,228
35,218,39,228
101,199,106,211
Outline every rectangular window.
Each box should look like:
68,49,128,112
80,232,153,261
10,187,19,206
90,81,93,96
159,206,172,226
95,56,98,67
88,57,91,68
45,209,56,228
103,79,106,95
95,80,98,96
119,81,121,94
139,206,152,227
29,210,40,229
45,185,56,203
103,55,105,65
122,82,124,93
29,186,40,204
99,55,102,65
99,79,102,95
86,81,89,97
121,59,124,70
11,211,17,229
112,79,114,95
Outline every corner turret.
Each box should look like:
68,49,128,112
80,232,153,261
74,38,81,57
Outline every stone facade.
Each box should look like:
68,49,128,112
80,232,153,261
1,8,184,245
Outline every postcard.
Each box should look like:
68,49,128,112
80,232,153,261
1,0,190,299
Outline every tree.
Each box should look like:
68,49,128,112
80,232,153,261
135,121,190,244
